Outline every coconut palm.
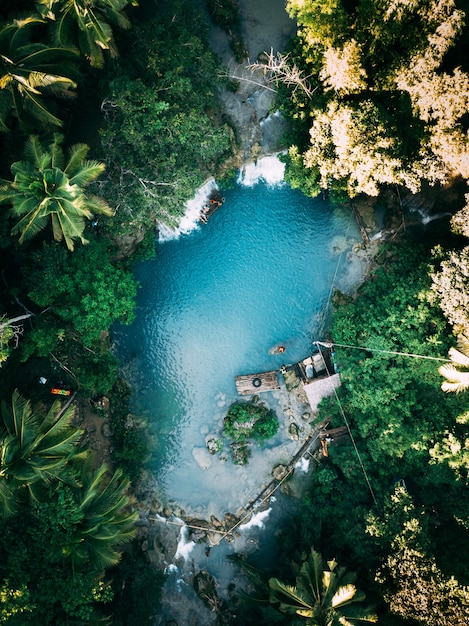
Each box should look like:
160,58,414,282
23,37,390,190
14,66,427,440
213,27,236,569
64,461,137,570
269,549,377,626
36,0,134,68
439,335,469,393
0,389,83,517
0,17,78,131
0,134,112,250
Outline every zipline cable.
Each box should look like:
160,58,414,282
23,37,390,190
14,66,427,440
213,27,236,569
314,340,450,363
317,343,378,507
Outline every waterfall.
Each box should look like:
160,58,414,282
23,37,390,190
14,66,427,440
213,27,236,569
237,154,286,187
158,177,219,241
174,523,196,561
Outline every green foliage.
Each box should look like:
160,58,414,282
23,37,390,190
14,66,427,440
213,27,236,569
205,0,240,29
0,134,112,250
36,0,135,68
0,496,114,624
282,0,469,196
98,2,233,233
0,17,78,132
368,486,469,626
224,402,279,443
332,243,454,469
58,461,137,570
268,548,377,625
24,239,136,346
0,389,83,518
0,386,138,624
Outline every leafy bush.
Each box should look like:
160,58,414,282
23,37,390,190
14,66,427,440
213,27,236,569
224,402,279,443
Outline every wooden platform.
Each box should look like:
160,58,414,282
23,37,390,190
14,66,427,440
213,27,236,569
303,373,341,412
235,371,280,395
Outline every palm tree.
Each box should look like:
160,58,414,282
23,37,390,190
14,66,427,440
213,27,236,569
0,134,112,250
64,461,137,570
0,389,83,517
0,17,78,131
268,549,377,626
36,0,134,68
439,335,469,393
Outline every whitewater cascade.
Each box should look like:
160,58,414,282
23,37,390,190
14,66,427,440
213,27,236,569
158,155,286,241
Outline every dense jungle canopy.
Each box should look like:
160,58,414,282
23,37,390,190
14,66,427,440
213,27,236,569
0,0,469,624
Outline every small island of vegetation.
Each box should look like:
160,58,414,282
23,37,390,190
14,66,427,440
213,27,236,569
223,401,279,464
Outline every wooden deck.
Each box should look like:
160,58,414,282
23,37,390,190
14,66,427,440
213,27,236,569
303,373,341,412
235,371,280,395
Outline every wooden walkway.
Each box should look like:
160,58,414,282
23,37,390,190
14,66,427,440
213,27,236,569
238,422,329,519
235,370,280,395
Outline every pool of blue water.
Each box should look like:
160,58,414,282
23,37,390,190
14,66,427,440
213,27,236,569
113,170,363,515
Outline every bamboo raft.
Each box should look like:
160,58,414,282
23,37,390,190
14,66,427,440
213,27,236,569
235,370,280,395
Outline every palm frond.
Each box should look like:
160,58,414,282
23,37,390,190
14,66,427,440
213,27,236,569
86,194,113,216
332,585,364,609
457,335,469,358
68,160,106,186
448,347,469,367
439,364,469,393
64,142,89,174
269,577,313,614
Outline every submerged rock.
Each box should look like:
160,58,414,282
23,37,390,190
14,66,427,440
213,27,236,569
193,570,224,613
192,446,213,470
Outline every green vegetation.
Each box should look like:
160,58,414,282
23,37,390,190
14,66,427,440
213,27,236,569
224,401,279,465
0,390,137,623
0,134,112,250
98,1,234,236
268,549,377,625
224,402,279,442
275,0,469,199
1,0,469,623
0,0,235,621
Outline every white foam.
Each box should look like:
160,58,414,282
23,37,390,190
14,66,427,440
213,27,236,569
239,507,272,530
174,524,196,561
295,457,310,472
237,154,286,187
158,178,218,241
260,110,282,128
164,563,178,575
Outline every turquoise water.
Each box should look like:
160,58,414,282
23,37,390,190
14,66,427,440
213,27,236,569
113,167,363,516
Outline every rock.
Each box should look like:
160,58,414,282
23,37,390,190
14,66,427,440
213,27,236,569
210,515,223,529
223,512,239,528
193,570,222,611
302,412,311,421
272,464,289,481
102,422,112,437
192,446,213,470
186,518,211,543
288,422,300,440
205,436,221,455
